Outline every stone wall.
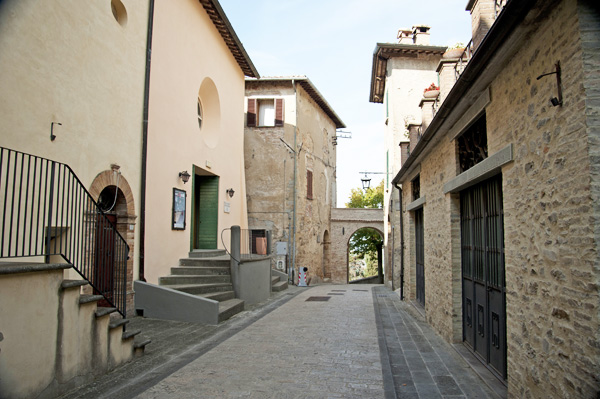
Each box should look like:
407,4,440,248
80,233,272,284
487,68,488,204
398,0,599,397
489,1,599,396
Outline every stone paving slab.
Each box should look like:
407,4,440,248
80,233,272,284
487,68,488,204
59,284,507,399
135,285,384,399
372,286,505,399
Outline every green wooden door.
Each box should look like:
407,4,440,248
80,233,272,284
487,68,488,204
193,175,219,249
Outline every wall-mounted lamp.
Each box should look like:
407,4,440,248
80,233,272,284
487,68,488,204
50,122,62,141
179,171,191,184
226,188,235,198
536,61,563,107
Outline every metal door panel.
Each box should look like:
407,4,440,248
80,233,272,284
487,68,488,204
460,175,506,379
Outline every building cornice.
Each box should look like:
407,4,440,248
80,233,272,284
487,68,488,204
369,43,447,103
198,0,259,78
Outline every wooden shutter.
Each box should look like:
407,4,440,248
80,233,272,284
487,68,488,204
275,98,284,127
307,170,313,199
247,98,257,127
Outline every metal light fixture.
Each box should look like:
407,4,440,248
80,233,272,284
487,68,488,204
361,174,371,191
226,188,235,198
536,61,563,107
50,122,62,141
179,171,191,184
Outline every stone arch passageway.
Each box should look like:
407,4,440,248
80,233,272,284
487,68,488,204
330,208,384,283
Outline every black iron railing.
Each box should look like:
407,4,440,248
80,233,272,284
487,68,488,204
0,147,129,317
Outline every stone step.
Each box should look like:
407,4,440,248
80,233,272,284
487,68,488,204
159,275,231,285
165,283,233,295
179,257,230,267
79,294,104,305
109,318,129,330
199,291,235,302
271,276,280,284
170,266,231,276
272,280,288,292
188,249,227,259
218,298,245,323
96,307,117,318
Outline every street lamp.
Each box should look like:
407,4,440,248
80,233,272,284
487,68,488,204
361,174,371,191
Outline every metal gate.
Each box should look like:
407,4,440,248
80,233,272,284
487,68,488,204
460,175,506,379
415,208,425,307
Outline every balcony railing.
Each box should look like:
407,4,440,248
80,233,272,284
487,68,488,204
454,0,507,80
0,147,129,317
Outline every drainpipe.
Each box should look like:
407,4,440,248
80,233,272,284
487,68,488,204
139,0,155,282
394,182,404,300
291,79,298,284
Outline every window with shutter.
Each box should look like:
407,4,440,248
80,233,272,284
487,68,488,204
247,98,285,127
307,170,313,200
247,98,257,127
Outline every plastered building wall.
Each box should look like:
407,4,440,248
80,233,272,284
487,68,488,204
398,1,600,396
383,53,443,287
145,0,248,284
0,0,148,288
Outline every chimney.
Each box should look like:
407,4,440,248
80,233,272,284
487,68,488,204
399,141,410,166
407,123,422,153
412,25,430,45
467,0,497,51
397,28,413,44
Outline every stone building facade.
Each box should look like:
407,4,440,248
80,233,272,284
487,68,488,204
244,77,344,282
388,0,599,397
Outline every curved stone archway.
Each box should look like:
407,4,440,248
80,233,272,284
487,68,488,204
347,227,384,282
330,208,384,283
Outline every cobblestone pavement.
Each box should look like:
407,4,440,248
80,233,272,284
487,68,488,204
60,284,506,399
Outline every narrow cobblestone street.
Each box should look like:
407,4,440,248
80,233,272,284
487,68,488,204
61,285,504,399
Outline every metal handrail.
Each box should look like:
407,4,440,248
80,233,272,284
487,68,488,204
0,147,129,317
221,227,269,262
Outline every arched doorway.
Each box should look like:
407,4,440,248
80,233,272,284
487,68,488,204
347,227,383,283
89,167,136,315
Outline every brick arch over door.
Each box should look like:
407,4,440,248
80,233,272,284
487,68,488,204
330,208,384,283
89,168,137,316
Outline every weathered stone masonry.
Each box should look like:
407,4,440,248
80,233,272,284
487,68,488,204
397,1,599,397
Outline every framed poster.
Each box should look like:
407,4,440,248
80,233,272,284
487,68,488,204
172,188,186,230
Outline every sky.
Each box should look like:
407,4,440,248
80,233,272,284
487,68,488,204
220,0,473,206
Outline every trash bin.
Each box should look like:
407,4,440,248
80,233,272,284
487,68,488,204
298,267,308,287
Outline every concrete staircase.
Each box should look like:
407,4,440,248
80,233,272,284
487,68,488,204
0,262,150,399
271,269,289,292
158,249,244,323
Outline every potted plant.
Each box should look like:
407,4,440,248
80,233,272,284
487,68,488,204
443,42,465,59
423,83,440,98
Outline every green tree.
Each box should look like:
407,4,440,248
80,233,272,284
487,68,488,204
345,180,384,209
346,180,384,280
